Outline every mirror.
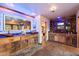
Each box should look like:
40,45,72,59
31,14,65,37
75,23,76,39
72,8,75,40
4,15,31,31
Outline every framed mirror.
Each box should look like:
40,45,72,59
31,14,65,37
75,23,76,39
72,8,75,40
4,15,31,31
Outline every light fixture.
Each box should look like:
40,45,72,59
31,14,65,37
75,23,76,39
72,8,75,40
57,16,61,19
50,6,57,12
6,3,14,7
31,12,36,16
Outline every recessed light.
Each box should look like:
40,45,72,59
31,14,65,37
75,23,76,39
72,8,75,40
31,12,36,16
50,6,57,12
6,3,14,7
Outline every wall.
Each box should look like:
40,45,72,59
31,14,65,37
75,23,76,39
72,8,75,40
76,10,79,47
35,15,49,43
0,3,34,16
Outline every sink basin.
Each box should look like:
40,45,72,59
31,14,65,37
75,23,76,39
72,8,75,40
0,34,13,38
0,35,8,38
12,33,22,36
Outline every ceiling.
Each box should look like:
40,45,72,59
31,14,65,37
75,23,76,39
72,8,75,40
21,3,79,20
1,3,79,20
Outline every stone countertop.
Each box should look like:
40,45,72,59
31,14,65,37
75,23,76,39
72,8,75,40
0,33,38,38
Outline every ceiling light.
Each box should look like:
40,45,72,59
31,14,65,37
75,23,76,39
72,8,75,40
31,12,36,16
50,6,57,12
57,16,61,19
6,3,14,7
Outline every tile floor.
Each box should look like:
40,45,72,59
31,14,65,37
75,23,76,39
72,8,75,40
12,45,42,56
32,41,79,56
